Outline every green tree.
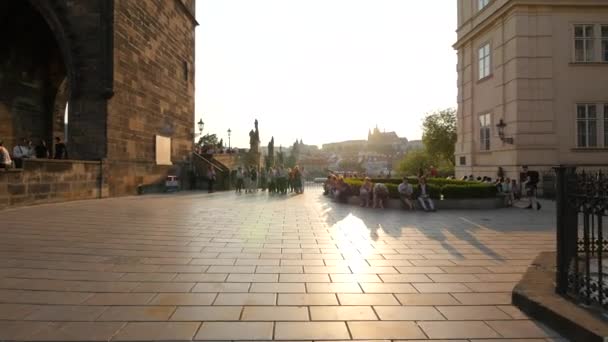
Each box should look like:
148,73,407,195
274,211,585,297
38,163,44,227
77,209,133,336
398,149,436,176
197,133,218,147
422,108,457,165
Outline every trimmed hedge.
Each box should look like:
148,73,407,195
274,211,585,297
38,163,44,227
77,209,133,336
366,177,474,187
344,179,496,200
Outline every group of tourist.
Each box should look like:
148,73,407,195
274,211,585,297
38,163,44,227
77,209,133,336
234,165,304,195
323,174,436,212
0,137,68,170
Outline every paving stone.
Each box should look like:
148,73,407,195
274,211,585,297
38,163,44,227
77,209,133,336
250,282,305,293
278,293,338,305
170,306,242,321
348,321,426,339
486,320,559,338
149,293,217,305
275,322,350,340
306,282,362,293
452,292,512,305
191,282,250,292
24,305,107,321
465,282,516,292
419,321,501,339
379,274,433,282
84,293,155,305
329,274,382,282
360,282,418,293
227,273,279,282
413,282,472,293
310,305,377,320
132,282,195,292
374,305,445,320
97,306,175,321
280,273,330,282
195,322,273,340
395,293,460,305
214,293,276,305
436,305,512,320
0,303,40,320
337,293,400,305
173,273,228,282
242,306,309,321
0,321,52,340
27,322,125,341
112,322,200,341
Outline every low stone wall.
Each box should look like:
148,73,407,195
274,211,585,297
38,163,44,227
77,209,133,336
346,196,504,210
0,159,105,209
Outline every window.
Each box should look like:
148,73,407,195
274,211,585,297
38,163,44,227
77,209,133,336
478,0,490,11
576,104,597,147
574,25,594,62
478,43,491,80
459,156,466,166
479,113,491,151
183,61,189,81
602,26,608,62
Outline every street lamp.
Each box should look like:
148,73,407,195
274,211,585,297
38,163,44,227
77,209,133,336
227,128,232,149
496,119,514,144
197,119,204,135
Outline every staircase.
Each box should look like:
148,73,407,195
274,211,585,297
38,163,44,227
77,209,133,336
191,152,232,191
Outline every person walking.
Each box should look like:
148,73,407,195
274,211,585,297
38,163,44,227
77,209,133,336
207,166,216,193
0,141,12,169
235,167,244,193
522,165,541,210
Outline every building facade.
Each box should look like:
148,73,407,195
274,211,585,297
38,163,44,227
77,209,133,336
454,0,608,180
0,0,196,204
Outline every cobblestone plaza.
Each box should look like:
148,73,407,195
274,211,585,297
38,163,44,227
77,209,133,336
0,189,565,341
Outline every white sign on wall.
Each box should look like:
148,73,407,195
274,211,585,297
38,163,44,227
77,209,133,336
155,135,172,165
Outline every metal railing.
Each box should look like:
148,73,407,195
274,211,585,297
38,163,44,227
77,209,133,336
556,166,608,310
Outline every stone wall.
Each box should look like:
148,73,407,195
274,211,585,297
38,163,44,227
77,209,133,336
106,0,196,196
0,159,105,209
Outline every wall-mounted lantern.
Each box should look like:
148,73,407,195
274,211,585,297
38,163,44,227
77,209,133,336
496,119,514,144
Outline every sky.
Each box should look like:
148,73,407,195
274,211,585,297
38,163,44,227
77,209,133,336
195,0,457,149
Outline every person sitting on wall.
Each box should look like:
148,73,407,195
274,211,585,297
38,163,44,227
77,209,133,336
373,182,389,209
398,177,414,210
416,177,435,212
359,177,373,207
0,141,12,170
34,140,49,159
54,137,68,159
12,138,29,168
334,177,351,203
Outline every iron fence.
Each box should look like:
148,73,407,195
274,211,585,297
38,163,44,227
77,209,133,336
556,167,608,310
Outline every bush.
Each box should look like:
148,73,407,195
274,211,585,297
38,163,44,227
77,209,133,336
442,184,497,199
344,179,496,200
344,179,441,199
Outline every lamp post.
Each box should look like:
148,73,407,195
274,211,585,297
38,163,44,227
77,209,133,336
197,119,204,136
227,128,232,149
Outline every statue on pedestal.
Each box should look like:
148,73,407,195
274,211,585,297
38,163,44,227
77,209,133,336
249,119,260,153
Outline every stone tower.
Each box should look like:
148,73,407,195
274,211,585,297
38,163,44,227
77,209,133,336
0,0,197,196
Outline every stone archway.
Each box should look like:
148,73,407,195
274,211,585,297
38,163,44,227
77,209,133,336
0,0,68,150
